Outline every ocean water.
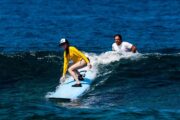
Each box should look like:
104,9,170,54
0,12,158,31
0,0,180,120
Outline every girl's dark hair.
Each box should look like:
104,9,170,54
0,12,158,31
65,40,70,56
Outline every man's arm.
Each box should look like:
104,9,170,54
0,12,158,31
124,42,137,53
131,45,137,53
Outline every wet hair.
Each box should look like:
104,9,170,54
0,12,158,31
65,40,70,56
114,34,122,40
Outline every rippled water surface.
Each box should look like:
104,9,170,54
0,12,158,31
0,0,180,119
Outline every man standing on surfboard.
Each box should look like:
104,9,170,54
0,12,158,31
59,38,92,87
112,34,137,53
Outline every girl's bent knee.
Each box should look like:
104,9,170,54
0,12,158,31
68,68,72,73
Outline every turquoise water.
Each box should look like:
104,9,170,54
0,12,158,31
0,0,180,119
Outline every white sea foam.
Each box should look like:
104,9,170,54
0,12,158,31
45,51,140,99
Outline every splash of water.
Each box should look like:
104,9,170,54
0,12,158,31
45,51,140,99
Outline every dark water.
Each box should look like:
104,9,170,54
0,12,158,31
0,0,180,120
0,52,180,120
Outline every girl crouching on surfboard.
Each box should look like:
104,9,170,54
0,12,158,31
59,38,92,87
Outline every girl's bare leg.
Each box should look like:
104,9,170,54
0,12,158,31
68,60,87,84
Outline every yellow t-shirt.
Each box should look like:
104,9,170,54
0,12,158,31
62,46,89,76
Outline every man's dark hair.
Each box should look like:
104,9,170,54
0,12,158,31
114,34,122,40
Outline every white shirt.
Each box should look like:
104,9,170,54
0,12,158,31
112,42,133,52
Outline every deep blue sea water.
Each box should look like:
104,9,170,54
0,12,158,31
0,0,180,120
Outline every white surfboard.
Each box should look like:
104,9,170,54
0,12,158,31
46,68,96,100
